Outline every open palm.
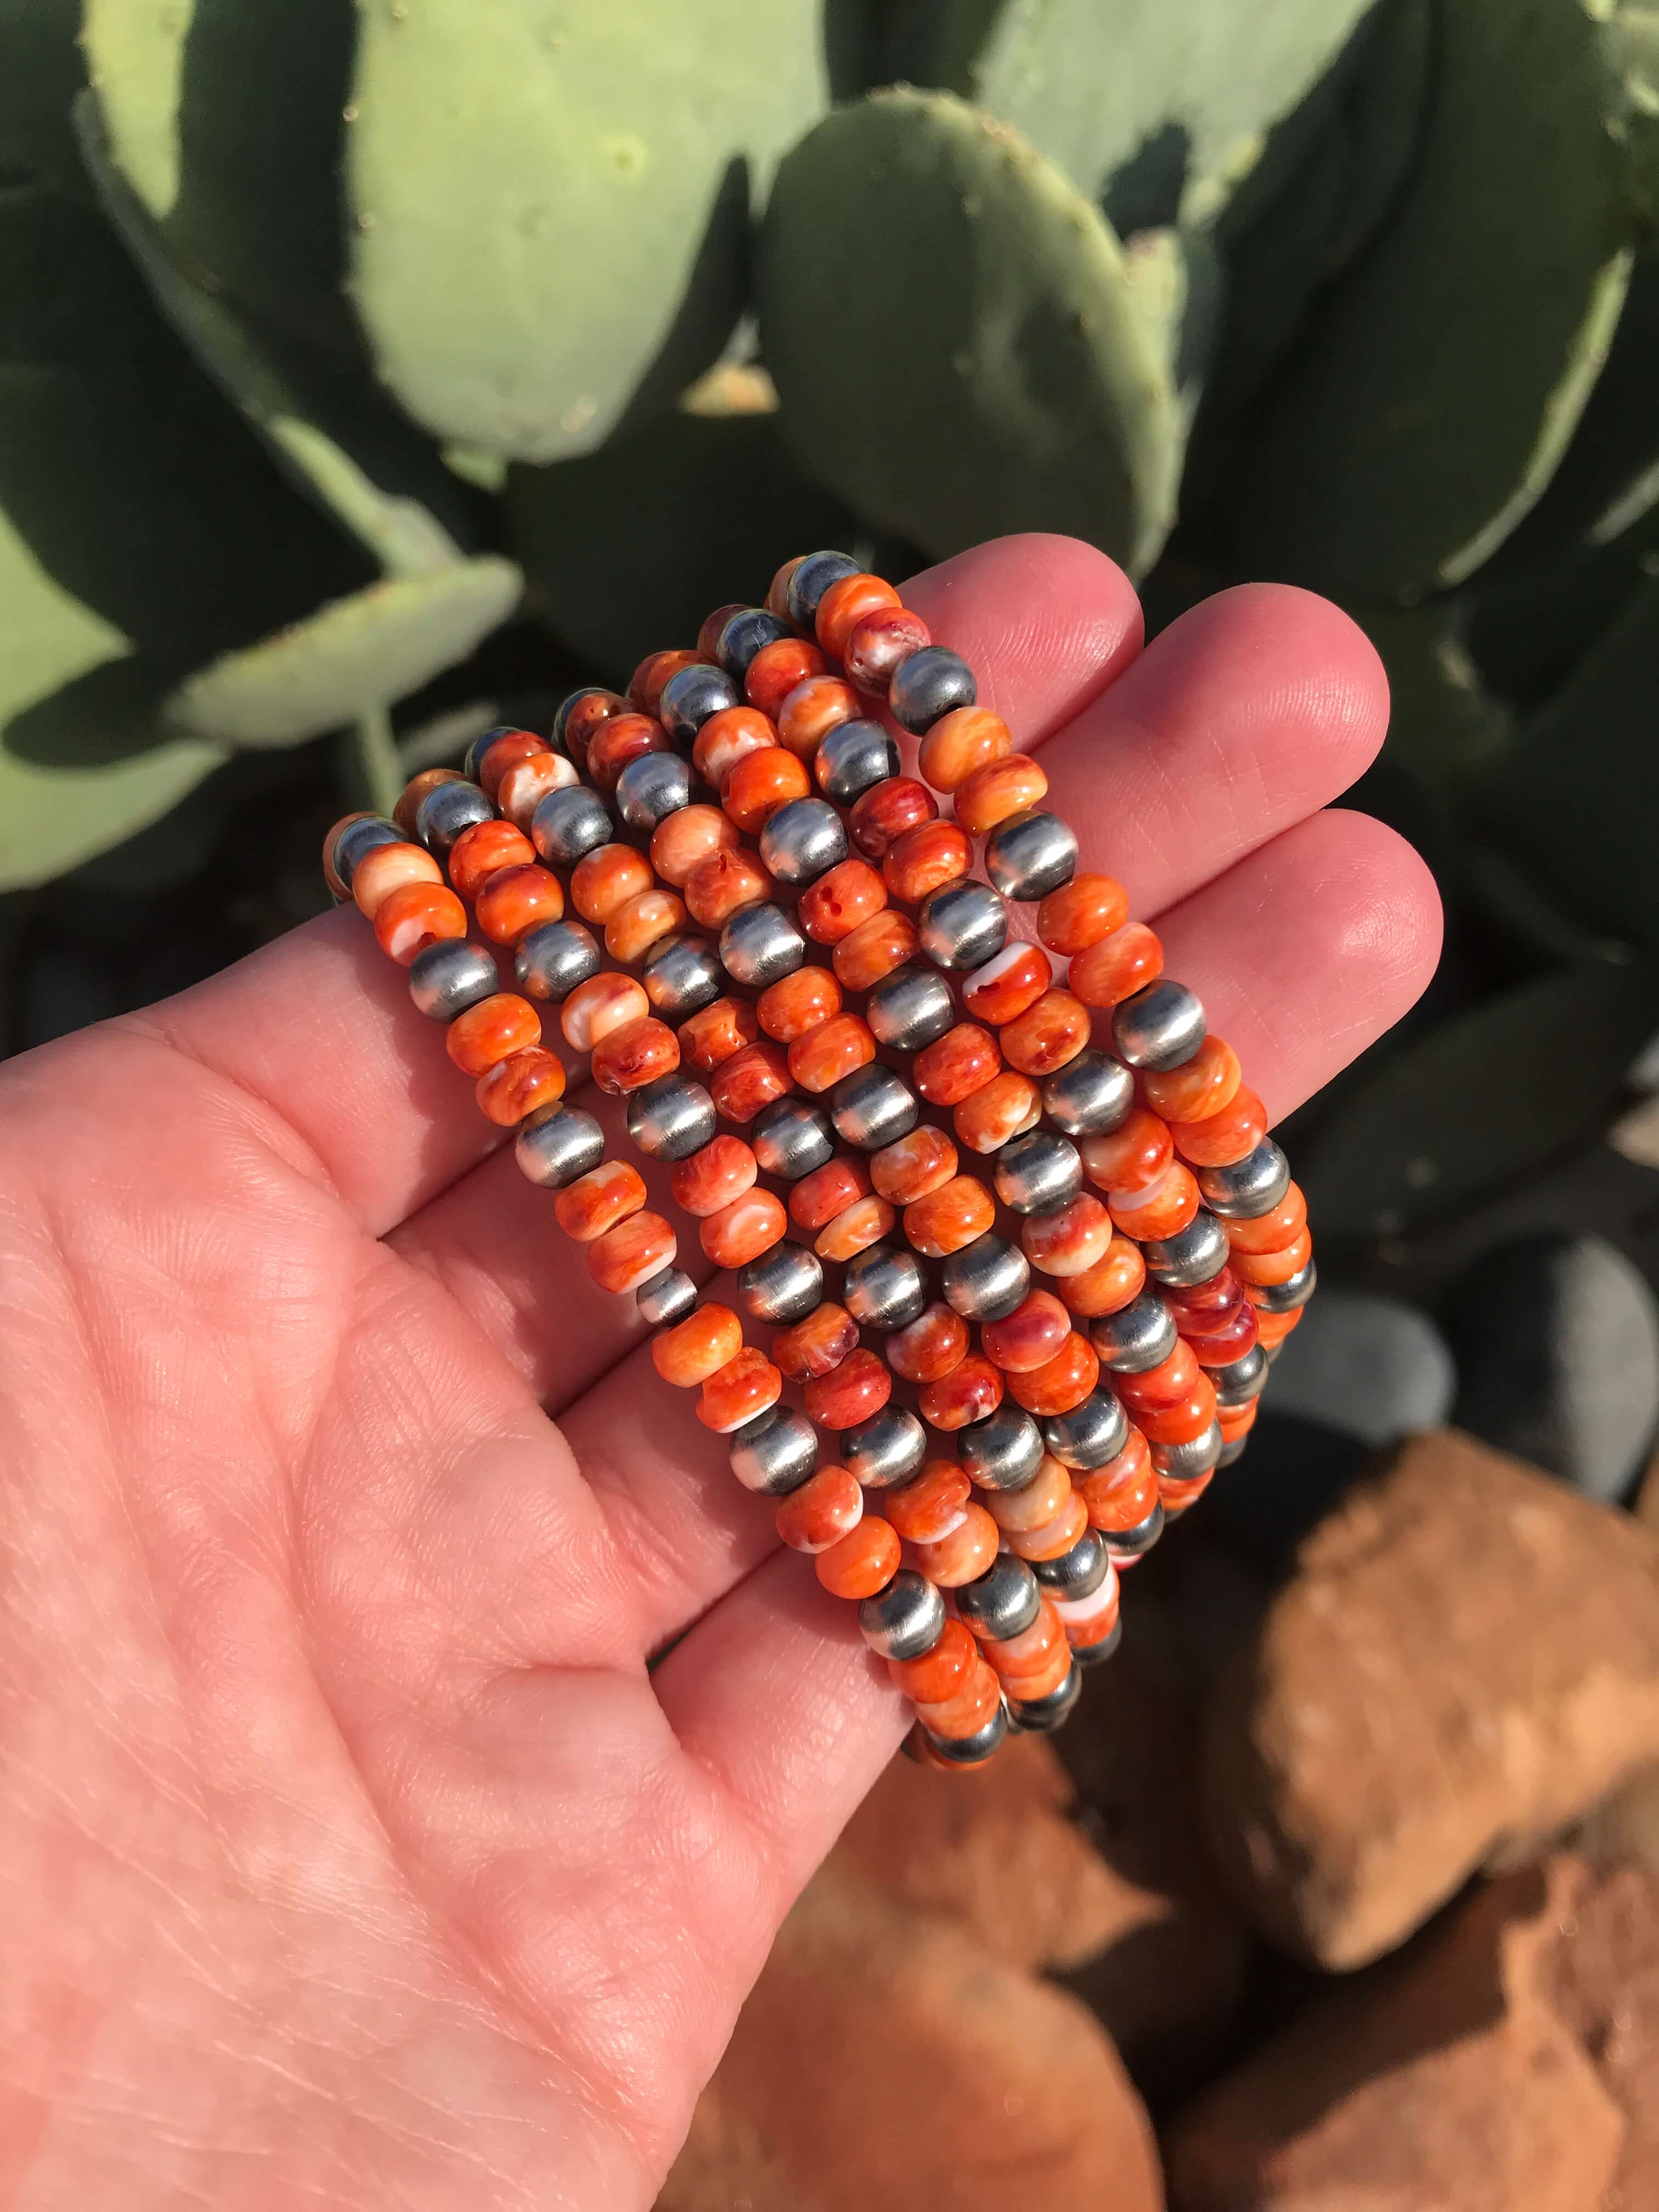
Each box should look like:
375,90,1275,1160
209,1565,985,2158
0,538,1439,2209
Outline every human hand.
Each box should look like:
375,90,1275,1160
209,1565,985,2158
0,538,1439,2209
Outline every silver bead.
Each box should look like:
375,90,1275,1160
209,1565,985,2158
532,785,612,867
737,1241,822,1324
641,934,723,1019
331,815,402,889
923,1706,1008,1765
983,809,1077,900
751,1097,834,1181
786,549,861,629
955,1552,1040,1640
1042,1388,1129,1469
1152,1423,1224,1480
889,645,975,733
1102,1504,1164,1560
1031,1527,1111,1599
758,797,848,886
628,1074,716,1160
815,718,899,804
1111,978,1207,1071
831,1064,918,1150
865,964,955,1051
636,1267,699,1327
729,1406,819,1496
1007,1666,1081,1734
843,1243,928,1330
720,902,805,988
1144,1210,1230,1288
408,938,498,1022
1217,1436,1250,1468
941,1232,1029,1322
958,1404,1044,1490
1092,1291,1177,1372
415,778,495,855
917,879,1008,970
1251,1256,1317,1313
515,918,603,1004
841,1406,927,1489
859,1570,946,1660
658,662,738,741
994,1131,1083,1215
1198,1139,1291,1218
615,750,693,831
717,606,792,679
514,1105,604,1188
1073,1617,1122,1667
1042,1049,1135,1136
1209,1344,1269,1406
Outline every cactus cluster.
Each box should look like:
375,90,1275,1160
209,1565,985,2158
2,2,1658,1224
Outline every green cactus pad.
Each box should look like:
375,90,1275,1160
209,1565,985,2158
345,0,831,461
163,558,523,748
1607,5,1659,227
1226,0,1634,597
759,89,1182,574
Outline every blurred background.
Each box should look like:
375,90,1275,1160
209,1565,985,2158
5,3,1659,2207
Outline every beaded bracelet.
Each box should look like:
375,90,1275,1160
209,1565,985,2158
323,549,1314,1769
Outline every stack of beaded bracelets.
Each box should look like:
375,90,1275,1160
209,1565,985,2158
324,549,1314,1771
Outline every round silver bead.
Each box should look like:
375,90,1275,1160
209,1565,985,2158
1041,1388,1129,1469
1073,1617,1122,1668
716,605,792,679
641,934,723,1019
636,1267,699,1328
1007,1666,1081,1735
1043,1049,1135,1136
786,549,862,629
331,814,402,889
841,1406,927,1489
917,879,1008,970
923,1706,1008,1765
941,1232,1029,1322
842,1243,929,1330
751,1097,835,1181
955,1552,1040,1640
1218,1436,1250,1468
729,1406,819,1496
1102,1504,1164,1560
860,1570,946,1661
831,1064,918,1150
758,797,848,886
719,902,805,988
737,1241,822,1324
1092,1291,1178,1372
1144,1210,1231,1288
994,1130,1083,1215
531,785,612,867
627,1074,716,1161
889,645,976,733
514,1105,605,1189
1210,1344,1269,1406
615,750,693,831
958,1404,1044,1491
415,778,495,855
1152,1423,1224,1480
1251,1256,1317,1313
865,964,955,1051
1031,1527,1111,1599
815,718,899,804
983,809,1078,900
408,938,498,1022
658,661,739,741
515,918,603,1004
1198,1139,1292,1218
1111,978,1207,1070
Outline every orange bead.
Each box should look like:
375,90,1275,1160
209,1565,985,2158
477,728,549,799
561,688,626,771
912,1504,1000,1589
982,1291,1072,1374
1036,872,1130,957
870,1126,958,1205
1006,1488,1090,1560
763,562,801,625
983,1600,1066,1680
918,706,1011,793
789,1012,877,1093
953,753,1049,837
446,991,541,1075
843,605,930,693
903,1174,996,1258
570,843,651,926
789,1154,873,1231
953,1071,1042,1154
498,751,578,830
799,859,889,945
605,887,686,964
1069,922,1165,1009
684,847,774,929
758,965,842,1042
1251,1305,1303,1348
630,647,701,717
590,1014,680,1096
1114,1341,1200,1413
849,776,937,859
708,1040,792,1124
889,1613,977,1703
983,1454,1074,1533
678,995,759,1071
1082,1108,1174,1195
1170,1085,1267,1168
1022,1195,1113,1278
698,1345,783,1432
475,1047,566,1126
554,1160,646,1242
1000,989,1092,1077
391,775,460,842
652,1302,744,1387
1079,1441,1159,1534
960,942,1053,1025
475,861,566,944
447,817,538,900
815,1194,896,1261
883,819,973,903
589,1210,676,1295
832,907,917,986
561,973,649,1051
919,1353,1004,1430
776,674,862,760
692,705,777,787
996,1638,1073,1702
817,1516,902,1600
651,804,737,888
1182,1304,1261,1367
915,1022,1001,1107
373,879,467,965
1140,1035,1243,1124
1232,1230,1313,1286
722,745,811,833
886,1459,972,1543
887,1301,969,1384
746,636,827,718
772,1302,860,1384
915,1655,1004,1738
705,599,749,657
1060,1235,1148,1318
353,838,442,920
815,571,901,661
671,1135,758,1218
1007,1333,1099,1416
805,1346,893,1429
702,1188,788,1269
1066,1590,1123,1647
588,712,670,793
1109,1161,1201,1242
776,1464,864,1554
1226,1184,1308,1255
1137,1381,1218,1446
1218,1399,1260,1444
